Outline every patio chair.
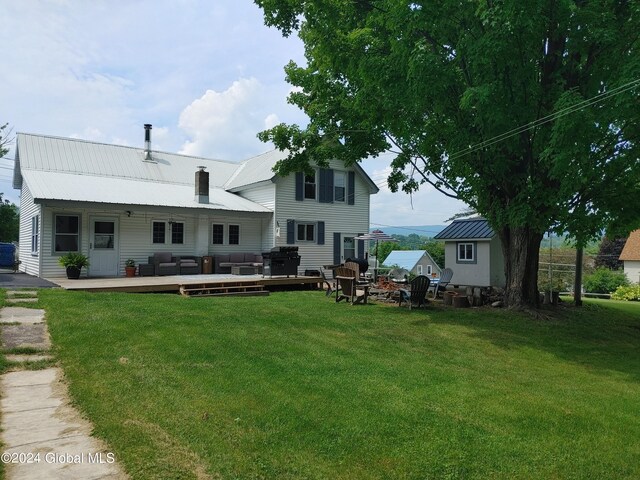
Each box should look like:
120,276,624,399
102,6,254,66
150,252,178,276
320,266,338,297
344,261,371,285
398,275,431,310
432,268,453,298
335,266,369,305
178,255,201,275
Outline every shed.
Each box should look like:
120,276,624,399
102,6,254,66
434,218,505,287
619,229,640,284
382,250,442,277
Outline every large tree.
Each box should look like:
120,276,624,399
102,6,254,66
255,0,640,309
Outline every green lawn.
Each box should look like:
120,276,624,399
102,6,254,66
35,290,640,479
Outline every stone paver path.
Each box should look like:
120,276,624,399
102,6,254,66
1,290,128,479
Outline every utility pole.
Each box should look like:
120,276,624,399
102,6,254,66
574,247,583,307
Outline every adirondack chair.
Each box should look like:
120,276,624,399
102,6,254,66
398,275,431,310
320,266,337,297
344,261,370,285
335,266,369,305
431,268,453,298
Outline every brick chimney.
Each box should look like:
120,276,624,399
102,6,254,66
195,166,209,204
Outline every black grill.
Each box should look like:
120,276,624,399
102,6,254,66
262,247,301,277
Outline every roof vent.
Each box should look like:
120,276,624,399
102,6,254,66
195,166,209,204
143,124,153,162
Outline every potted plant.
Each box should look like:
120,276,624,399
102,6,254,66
125,259,136,277
58,252,90,279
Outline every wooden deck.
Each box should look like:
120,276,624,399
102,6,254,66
46,274,322,294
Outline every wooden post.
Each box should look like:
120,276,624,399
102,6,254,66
574,247,583,307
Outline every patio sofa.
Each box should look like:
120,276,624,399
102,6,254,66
213,253,263,274
146,253,202,276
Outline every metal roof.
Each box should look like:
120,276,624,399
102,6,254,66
381,250,441,271
225,149,380,193
24,170,271,213
15,133,239,188
434,218,495,240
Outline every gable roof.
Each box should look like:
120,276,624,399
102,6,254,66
12,133,271,213
434,218,495,240
382,250,440,270
225,149,380,193
620,230,640,261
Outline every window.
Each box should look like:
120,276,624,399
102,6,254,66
228,225,240,245
152,221,165,244
31,216,39,254
427,265,432,275
297,223,315,242
304,172,316,199
212,224,224,244
457,242,475,262
54,215,79,252
94,221,115,249
417,264,423,275
334,171,346,202
171,222,184,244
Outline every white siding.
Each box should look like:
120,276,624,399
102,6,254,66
237,182,276,251
444,240,492,286
274,159,372,274
624,260,640,284
18,182,42,276
415,255,442,277
38,202,269,278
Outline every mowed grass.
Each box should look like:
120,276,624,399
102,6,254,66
39,290,640,479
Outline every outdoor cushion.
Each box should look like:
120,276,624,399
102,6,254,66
154,252,173,263
229,253,245,263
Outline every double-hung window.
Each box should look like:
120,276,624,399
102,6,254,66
228,225,240,245
297,223,315,242
171,222,184,244
212,224,224,244
304,172,316,200
334,171,346,202
152,221,184,244
54,215,79,252
31,216,39,254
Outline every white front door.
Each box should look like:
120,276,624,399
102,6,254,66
89,217,119,276
341,233,357,262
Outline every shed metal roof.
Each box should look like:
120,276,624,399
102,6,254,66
382,250,435,270
434,218,495,240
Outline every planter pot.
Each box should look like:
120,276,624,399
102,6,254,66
125,266,136,277
66,266,81,279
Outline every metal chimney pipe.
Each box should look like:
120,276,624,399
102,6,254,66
143,124,152,161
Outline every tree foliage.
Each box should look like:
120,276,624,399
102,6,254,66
594,237,627,270
0,193,19,243
255,0,640,309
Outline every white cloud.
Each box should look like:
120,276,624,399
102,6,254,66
178,78,272,159
264,113,280,130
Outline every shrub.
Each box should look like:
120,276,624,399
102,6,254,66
583,267,629,294
611,284,640,301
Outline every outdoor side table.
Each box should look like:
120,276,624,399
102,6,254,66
138,263,155,276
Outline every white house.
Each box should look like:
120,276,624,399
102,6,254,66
12,127,378,278
434,218,505,287
619,230,640,284
382,250,442,277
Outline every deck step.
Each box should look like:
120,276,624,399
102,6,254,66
179,281,268,297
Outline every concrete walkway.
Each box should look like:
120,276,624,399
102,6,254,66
1,290,128,479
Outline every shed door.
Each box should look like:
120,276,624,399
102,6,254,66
89,217,119,277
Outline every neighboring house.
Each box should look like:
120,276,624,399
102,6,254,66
12,128,378,278
619,229,640,284
382,250,442,277
434,218,505,287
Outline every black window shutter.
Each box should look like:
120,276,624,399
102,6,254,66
319,168,334,203
333,232,341,264
287,219,295,244
357,233,364,258
317,221,325,245
348,171,355,205
295,172,303,201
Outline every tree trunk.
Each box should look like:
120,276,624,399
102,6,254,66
498,227,544,310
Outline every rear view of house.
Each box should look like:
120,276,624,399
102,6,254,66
12,127,378,278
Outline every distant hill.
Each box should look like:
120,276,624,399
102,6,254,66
370,225,446,237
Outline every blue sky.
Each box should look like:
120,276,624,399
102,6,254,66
0,0,466,228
